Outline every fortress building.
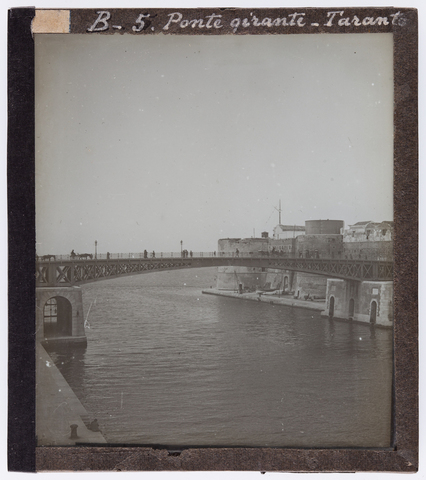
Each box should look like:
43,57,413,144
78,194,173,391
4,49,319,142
216,216,393,327
217,219,345,297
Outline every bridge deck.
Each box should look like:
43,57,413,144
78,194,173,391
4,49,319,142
36,255,393,287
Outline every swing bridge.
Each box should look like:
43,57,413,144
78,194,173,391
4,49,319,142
36,252,392,287
35,252,393,347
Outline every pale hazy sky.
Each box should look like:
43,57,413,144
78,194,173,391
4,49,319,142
35,32,393,255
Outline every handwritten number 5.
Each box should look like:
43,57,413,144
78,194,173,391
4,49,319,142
133,14,150,32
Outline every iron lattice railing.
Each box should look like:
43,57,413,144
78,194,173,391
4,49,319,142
267,257,393,281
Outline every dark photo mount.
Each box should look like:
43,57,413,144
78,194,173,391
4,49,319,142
8,7,418,473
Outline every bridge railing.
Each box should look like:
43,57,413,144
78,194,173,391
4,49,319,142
39,251,392,262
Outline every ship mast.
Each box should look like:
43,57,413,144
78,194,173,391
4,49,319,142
275,200,282,225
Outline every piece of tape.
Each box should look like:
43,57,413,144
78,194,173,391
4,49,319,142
32,10,70,34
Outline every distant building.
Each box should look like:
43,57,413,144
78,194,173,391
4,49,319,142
342,221,393,260
343,221,393,242
273,224,305,240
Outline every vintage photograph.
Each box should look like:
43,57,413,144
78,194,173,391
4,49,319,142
34,27,394,449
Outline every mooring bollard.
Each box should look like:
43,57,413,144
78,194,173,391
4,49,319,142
70,424,78,439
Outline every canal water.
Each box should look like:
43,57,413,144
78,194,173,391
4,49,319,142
47,267,393,448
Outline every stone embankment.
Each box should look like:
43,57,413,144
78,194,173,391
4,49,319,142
202,288,325,312
36,344,107,446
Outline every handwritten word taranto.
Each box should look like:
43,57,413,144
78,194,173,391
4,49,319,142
87,10,405,33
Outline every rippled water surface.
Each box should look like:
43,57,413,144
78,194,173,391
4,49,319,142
48,268,393,447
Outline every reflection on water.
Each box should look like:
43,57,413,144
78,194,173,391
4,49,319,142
46,268,393,448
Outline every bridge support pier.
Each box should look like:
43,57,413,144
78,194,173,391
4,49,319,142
321,279,393,327
36,286,87,348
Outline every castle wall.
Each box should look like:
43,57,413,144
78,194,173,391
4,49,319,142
216,266,266,290
323,279,393,327
217,236,328,295
295,234,343,258
292,273,327,299
358,281,393,326
218,238,268,255
218,237,297,256
217,268,328,298
342,241,393,260
216,267,293,292
268,238,295,254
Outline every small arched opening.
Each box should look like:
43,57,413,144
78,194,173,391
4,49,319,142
348,298,355,318
43,296,72,338
329,296,335,318
283,276,289,292
370,300,377,324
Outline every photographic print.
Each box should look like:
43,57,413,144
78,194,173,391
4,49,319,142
8,6,418,473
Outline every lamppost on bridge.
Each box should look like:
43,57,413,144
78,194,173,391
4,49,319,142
95,240,97,259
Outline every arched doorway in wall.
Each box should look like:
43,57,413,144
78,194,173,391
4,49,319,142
348,298,355,318
329,296,335,318
43,296,72,338
283,276,289,292
370,300,377,324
